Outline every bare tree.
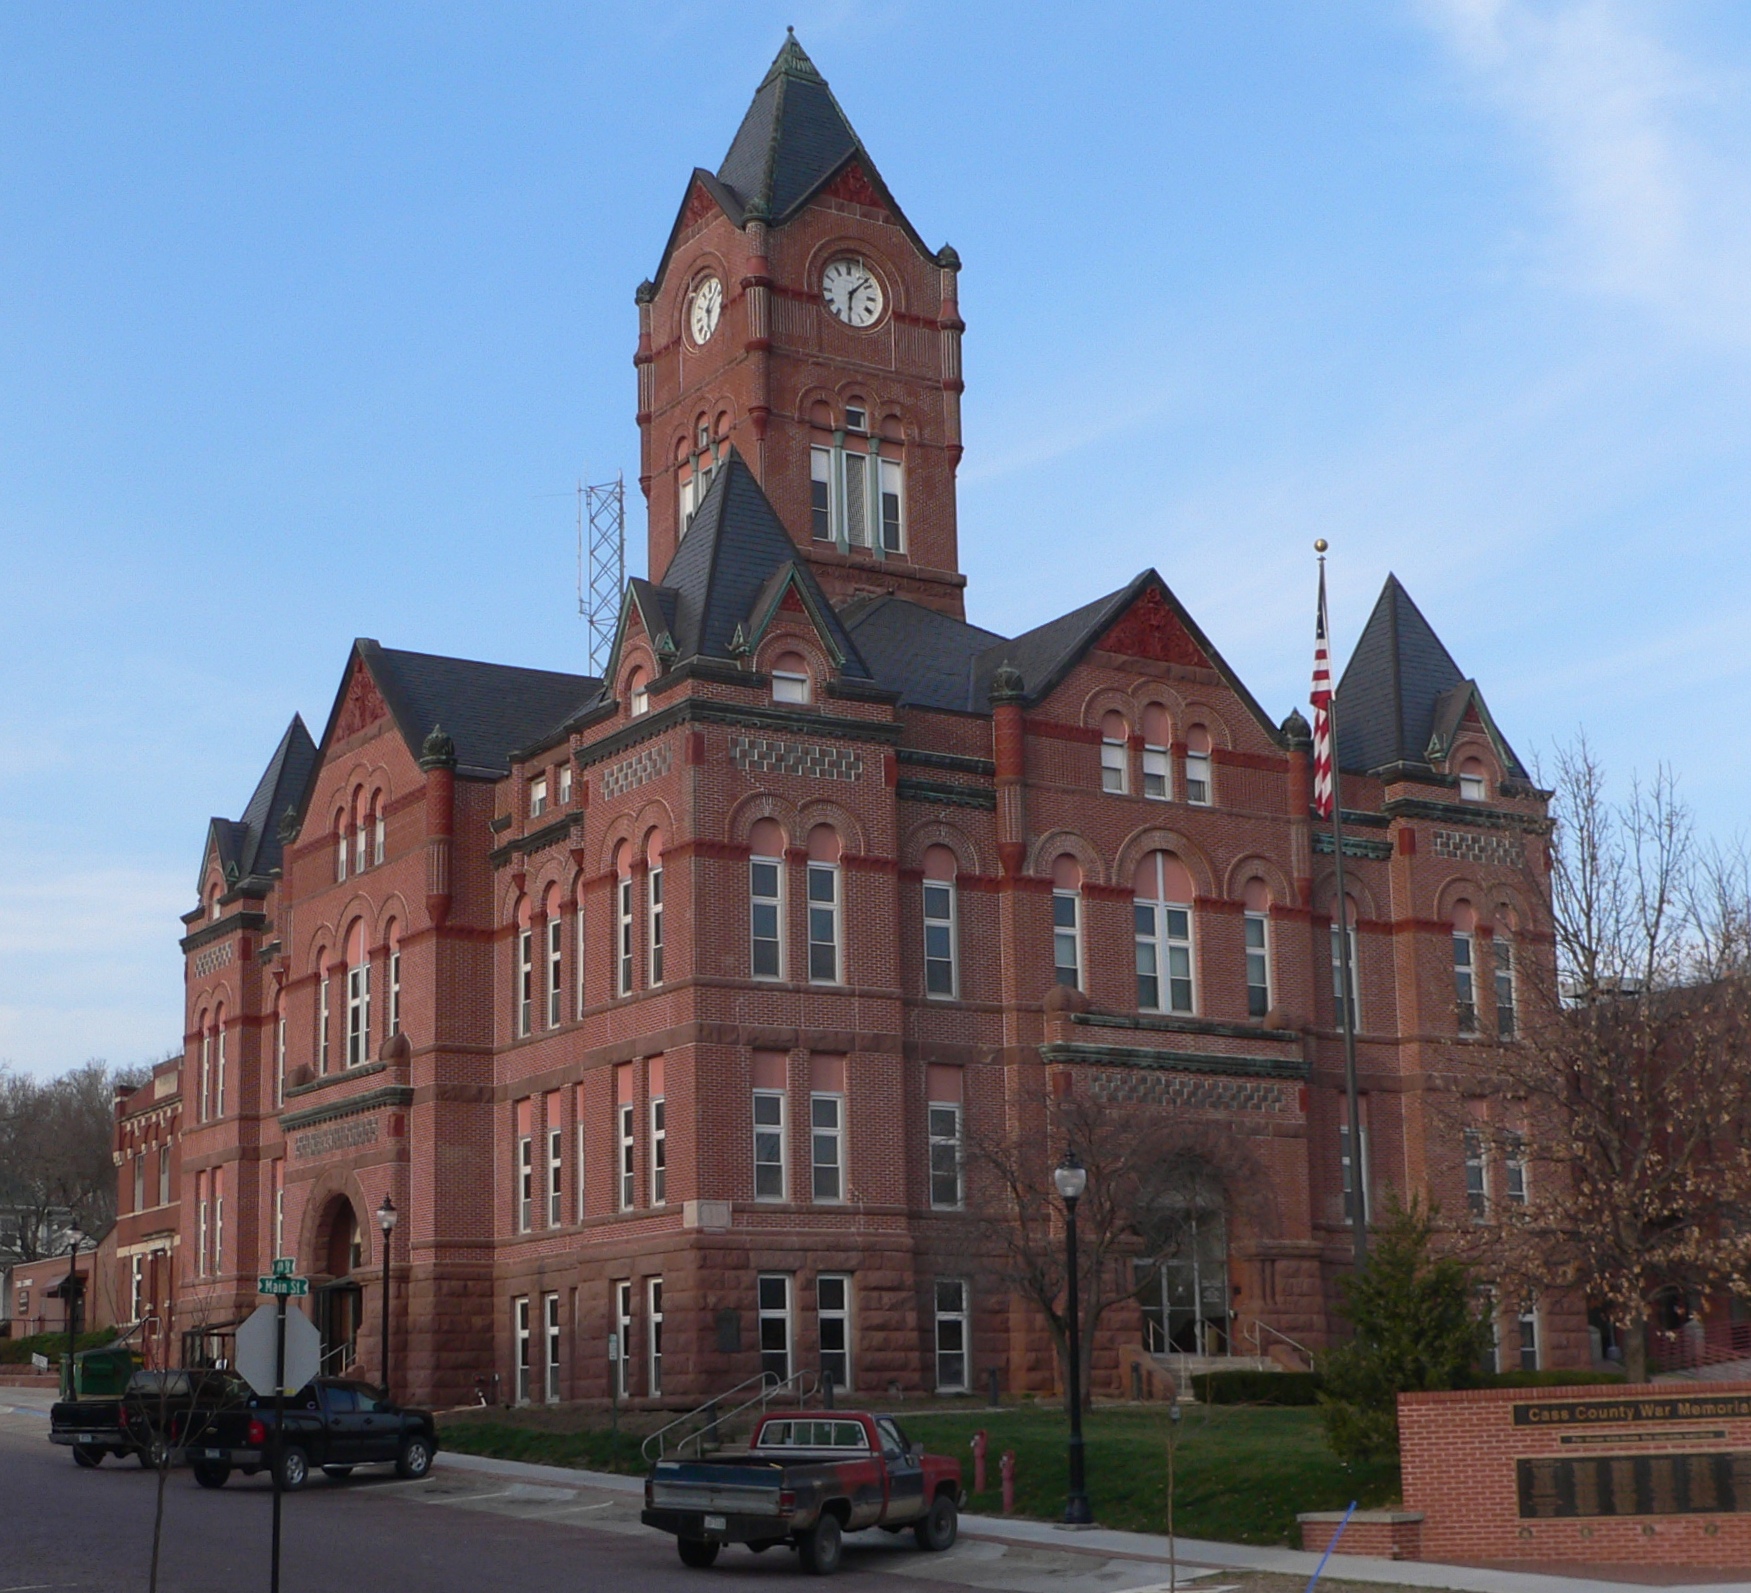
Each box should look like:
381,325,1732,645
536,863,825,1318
1466,736,1751,1381
963,1085,1263,1403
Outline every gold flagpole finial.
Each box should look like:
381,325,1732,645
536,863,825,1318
1314,538,1328,554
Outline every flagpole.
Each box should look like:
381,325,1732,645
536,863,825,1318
1315,540,1368,1270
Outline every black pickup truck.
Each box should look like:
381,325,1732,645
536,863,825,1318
51,1359,246,1470
187,1377,438,1490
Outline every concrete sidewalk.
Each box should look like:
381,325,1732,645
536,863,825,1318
438,1449,1751,1593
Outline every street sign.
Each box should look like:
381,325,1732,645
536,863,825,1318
271,1257,296,1278
235,1301,321,1398
258,1275,309,1297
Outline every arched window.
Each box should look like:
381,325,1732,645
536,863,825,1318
274,993,287,1107
334,812,349,884
922,845,959,999
515,897,534,1038
806,825,842,985
208,883,222,921
614,844,634,996
1052,855,1083,990
1185,726,1213,806
1134,852,1195,1014
1459,756,1488,802
346,920,371,1066
574,879,588,1015
213,1004,227,1117
1142,705,1172,801
1242,878,1272,1018
386,919,402,1039
1099,711,1129,795
315,947,333,1074
1331,896,1360,1031
352,788,369,875
196,1009,211,1122
771,651,811,705
627,666,650,718
646,832,666,988
749,818,785,980
1452,901,1478,1035
1493,907,1518,1040
544,886,563,1028
371,792,386,866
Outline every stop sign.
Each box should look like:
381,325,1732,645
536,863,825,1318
235,1301,321,1398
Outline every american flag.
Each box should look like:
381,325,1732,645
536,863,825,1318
1311,563,1334,820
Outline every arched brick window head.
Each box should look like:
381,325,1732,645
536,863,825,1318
1100,711,1129,795
352,787,369,874
334,810,349,884
1243,878,1273,1017
1459,756,1488,802
749,819,786,981
626,666,650,718
922,845,959,999
646,831,666,987
1142,705,1172,800
1185,726,1213,806
806,826,843,984
772,650,811,705
387,917,404,1040
614,843,635,996
1134,852,1194,1014
1452,900,1478,1034
346,919,372,1067
1052,854,1083,990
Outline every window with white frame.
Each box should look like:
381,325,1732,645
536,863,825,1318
650,1097,666,1206
1454,931,1478,1034
517,1124,533,1233
922,878,957,998
388,947,401,1038
818,1274,851,1393
354,805,368,872
1143,744,1170,800
758,1274,792,1384
648,1277,664,1395
1463,1128,1487,1219
1184,729,1213,806
133,1153,145,1214
1134,853,1194,1015
514,1295,531,1403
628,670,649,718
1245,911,1272,1018
771,652,811,704
617,876,634,995
810,447,833,541
517,927,533,1037
754,1091,786,1200
618,1101,635,1211
212,1170,223,1273
1518,1299,1540,1370
934,1280,968,1391
810,439,904,553
276,1004,287,1105
336,826,348,884
197,1177,210,1276
198,1029,210,1122
529,776,547,819
1053,890,1082,989
544,1292,561,1403
548,1122,563,1226
272,1161,284,1257
373,805,385,867
319,973,332,1073
810,1093,843,1202
879,458,903,553
615,1281,632,1397
215,1023,227,1115
1100,714,1128,794
558,764,572,804
130,1254,144,1323
647,866,664,987
1330,920,1359,1030
807,863,840,984
348,961,370,1066
158,1147,171,1208
575,902,587,1014
1459,759,1488,802
1504,1132,1528,1204
1339,1121,1370,1225
547,916,562,1028
928,1103,962,1209
576,1118,587,1222
750,855,783,979
1494,939,1516,1039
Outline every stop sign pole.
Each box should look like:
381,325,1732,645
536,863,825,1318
255,1259,308,1593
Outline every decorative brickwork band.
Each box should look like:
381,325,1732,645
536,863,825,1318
729,736,863,782
1433,828,1524,867
601,740,674,799
1090,1068,1294,1116
193,942,234,980
294,1115,379,1160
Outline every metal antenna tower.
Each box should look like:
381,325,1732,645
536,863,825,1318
577,473,625,676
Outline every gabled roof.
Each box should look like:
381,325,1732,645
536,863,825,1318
646,449,870,678
1334,574,1525,778
332,642,600,781
201,715,317,890
841,594,1006,711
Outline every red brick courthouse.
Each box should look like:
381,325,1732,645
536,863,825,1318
143,37,1573,1409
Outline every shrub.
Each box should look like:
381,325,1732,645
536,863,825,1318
0,1328,118,1365
1477,1368,1626,1389
1192,1370,1324,1405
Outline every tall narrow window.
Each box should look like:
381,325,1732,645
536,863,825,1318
196,1173,210,1276
272,1160,284,1258
811,1094,843,1203
615,1281,632,1397
647,865,664,987
650,1096,667,1206
1185,727,1213,806
133,1153,145,1214
928,1102,963,1210
818,1274,852,1393
158,1146,171,1208
1463,1128,1487,1219
373,803,385,866
1480,1291,1499,1375
1453,907,1478,1035
516,1103,533,1233
626,667,649,718
514,1296,531,1403
336,825,348,884
648,1277,664,1396
198,1027,210,1122
275,1000,287,1106
575,898,587,1014
922,847,958,999
544,1292,561,1404
1504,1132,1528,1204
1134,852,1195,1015
388,927,402,1039
529,776,548,819
354,799,368,873
1142,704,1171,800
753,1090,786,1201
1494,938,1517,1040
810,447,833,541
934,1280,968,1392
1099,712,1129,794
546,917,562,1030
211,1167,224,1274
575,1110,587,1223
214,1019,227,1116
807,835,842,984
1518,1300,1540,1371
547,1114,563,1227
347,958,370,1067
517,922,533,1038
843,451,868,547
617,872,634,995
318,969,332,1073
1330,917,1360,1030
758,1274,792,1384
1245,913,1271,1018
879,457,904,553
618,1099,636,1211
558,764,572,805
1052,856,1084,989
1339,1122,1370,1225
751,854,783,979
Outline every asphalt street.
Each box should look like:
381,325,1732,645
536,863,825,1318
0,1397,1402,1593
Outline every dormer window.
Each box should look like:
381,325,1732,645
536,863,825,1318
1459,758,1488,802
627,668,650,717
530,777,548,819
771,652,811,705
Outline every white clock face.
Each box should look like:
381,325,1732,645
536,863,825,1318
822,257,884,327
688,276,723,345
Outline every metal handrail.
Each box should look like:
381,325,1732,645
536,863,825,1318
1239,1316,1316,1366
641,1368,820,1462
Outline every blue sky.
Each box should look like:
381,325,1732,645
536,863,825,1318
3,1,1748,1076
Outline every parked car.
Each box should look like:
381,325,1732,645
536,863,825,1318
50,1355,245,1470
187,1377,438,1490
642,1411,963,1574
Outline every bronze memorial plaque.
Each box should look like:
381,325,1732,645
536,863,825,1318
1517,1453,1751,1518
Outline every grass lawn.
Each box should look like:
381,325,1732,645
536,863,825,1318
437,1401,1398,1548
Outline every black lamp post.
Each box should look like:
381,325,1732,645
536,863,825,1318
1053,1152,1092,1526
376,1196,398,1401
62,1224,84,1398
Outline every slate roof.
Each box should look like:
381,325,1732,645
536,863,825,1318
204,715,317,889
649,450,870,677
840,595,1006,711
1334,575,1525,778
717,32,867,223
356,641,601,779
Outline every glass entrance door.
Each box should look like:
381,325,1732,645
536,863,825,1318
1140,1212,1229,1357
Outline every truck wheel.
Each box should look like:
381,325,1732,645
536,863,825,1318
395,1436,433,1479
798,1513,843,1575
192,1461,231,1490
72,1444,102,1468
914,1494,958,1551
676,1538,720,1569
136,1437,170,1470
275,1446,310,1492
322,1466,354,1480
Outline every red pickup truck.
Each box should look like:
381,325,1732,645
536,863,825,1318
642,1411,962,1574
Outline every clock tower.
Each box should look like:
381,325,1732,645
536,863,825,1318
636,32,967,618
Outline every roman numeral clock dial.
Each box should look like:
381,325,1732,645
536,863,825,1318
821,257,884,328
688,275,723,346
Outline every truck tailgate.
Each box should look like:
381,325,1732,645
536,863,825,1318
649,1460,786,1515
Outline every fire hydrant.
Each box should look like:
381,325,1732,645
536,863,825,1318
1000,1448,1016,1515
970,1429,988,1494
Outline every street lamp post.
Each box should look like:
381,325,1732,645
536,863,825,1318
62,1225,85,1398
1053,1152,1092,1527
376,1196,398,1402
